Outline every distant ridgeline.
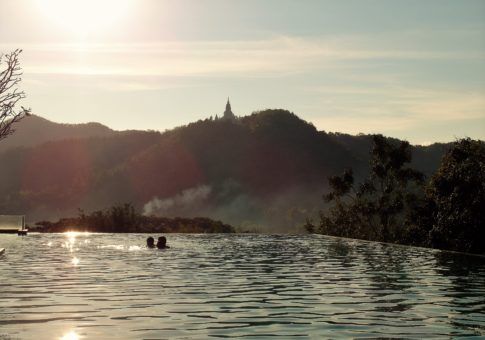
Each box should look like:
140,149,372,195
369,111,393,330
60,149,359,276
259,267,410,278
0,102,451,232
33,204,234,233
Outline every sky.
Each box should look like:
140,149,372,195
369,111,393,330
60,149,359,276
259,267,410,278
0,0,484,144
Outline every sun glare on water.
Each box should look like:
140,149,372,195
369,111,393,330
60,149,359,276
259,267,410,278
34,0,134,38
71,257,80,266
60,330,79,340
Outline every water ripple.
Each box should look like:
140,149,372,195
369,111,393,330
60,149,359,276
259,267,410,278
0,233,484,339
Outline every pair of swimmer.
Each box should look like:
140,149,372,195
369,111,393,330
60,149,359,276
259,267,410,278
147,236,169,249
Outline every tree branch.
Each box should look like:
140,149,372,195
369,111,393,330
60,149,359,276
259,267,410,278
0,49,31,141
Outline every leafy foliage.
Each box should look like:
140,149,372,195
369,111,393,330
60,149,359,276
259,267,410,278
311,137,485,254
426,139,484,253
312,135,426,243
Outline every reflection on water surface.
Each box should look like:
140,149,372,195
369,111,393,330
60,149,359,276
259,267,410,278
60,330,80,340
0,233,484,339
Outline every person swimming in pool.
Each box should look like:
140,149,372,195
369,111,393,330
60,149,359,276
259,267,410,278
146,236,155,248
156,236,170,249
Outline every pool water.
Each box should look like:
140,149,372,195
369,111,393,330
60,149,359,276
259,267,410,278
0,233,484,339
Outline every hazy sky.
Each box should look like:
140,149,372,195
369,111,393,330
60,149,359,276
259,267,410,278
1,0,484,144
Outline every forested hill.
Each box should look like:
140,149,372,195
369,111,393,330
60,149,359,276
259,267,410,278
0,110,450,231
0,115,115,153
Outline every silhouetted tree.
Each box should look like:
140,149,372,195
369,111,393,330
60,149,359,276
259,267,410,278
367,135,425,241
313,135,425,243
427,138,484,253
0,49,31,140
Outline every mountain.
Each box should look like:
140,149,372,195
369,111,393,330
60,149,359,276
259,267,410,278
0,110,450,232
0,115,115,153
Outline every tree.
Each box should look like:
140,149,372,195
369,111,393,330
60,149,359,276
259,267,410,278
311,135,425,243
365,135,425,241
0,49,31,140
427,138,485,254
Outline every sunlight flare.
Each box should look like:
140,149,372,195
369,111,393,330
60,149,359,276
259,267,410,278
71,257,80,266
60,330,79,340
34,0,134,38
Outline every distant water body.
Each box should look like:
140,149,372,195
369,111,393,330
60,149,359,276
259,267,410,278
0,233,484,339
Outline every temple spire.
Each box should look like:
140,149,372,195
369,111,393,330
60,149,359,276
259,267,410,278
223,97,236,121
225,97,231,112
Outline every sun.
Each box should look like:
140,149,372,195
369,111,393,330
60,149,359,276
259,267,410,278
34,0,134,39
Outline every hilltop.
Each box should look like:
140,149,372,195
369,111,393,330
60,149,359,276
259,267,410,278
0,115,115,153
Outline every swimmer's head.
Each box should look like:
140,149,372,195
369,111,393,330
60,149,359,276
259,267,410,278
157,236,167,248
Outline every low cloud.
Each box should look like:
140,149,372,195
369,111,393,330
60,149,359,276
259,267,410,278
3,32,482,79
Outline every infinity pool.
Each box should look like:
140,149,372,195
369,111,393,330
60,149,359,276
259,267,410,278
0,233,484,339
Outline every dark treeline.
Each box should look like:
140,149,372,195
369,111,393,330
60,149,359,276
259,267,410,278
34,203,235,233
306,137,484,254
